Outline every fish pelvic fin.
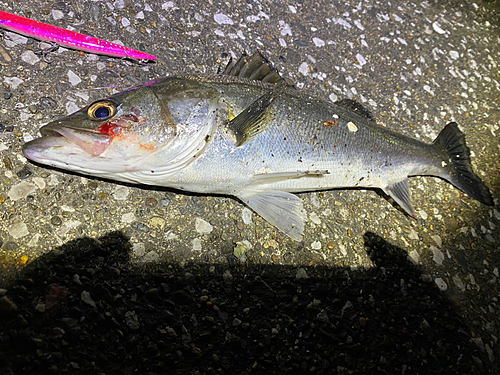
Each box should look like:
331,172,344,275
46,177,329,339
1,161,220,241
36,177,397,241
434,122,493,206
238,189,306,241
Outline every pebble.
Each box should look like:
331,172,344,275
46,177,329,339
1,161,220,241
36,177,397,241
133,242,145,257
242,208,253,224
0,296,17,313
434,278,448,291
3,76,24,89
67,70,82,86
125,311,140,330
150,217,166,231
311,241,321,250
8,218,29,239
121,212,135,224
296,268,309,279
195,218,213,234
112,186,130,200
316,309,330,323
39,96,58,110
142,251,159,262
431,246,444,265
313,37,325,47
309,212,321,224
16,165,32,179
51,216,63,226
222,270,233,284
145,197,158,207
20,50,39,65
8,181,36,201
3,241,18,251
452,275,465,292
214,13,233,25
81,291,96,307
232,318,242,326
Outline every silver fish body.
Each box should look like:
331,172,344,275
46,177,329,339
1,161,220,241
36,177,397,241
23,53,493,240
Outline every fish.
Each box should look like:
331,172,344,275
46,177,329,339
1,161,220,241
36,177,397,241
0,10,156,61
22,52,494,241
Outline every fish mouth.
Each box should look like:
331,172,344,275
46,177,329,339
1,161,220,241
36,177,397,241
24,124,113,160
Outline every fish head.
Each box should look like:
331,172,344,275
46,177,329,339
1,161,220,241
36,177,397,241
23,78,220,183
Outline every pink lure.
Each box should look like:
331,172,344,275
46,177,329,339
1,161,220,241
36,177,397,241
0,10,156,61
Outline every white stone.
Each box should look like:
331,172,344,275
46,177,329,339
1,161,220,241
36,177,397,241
242,208,253,224
356,53,366,66
434,277,448,291
431,246,444,265
133,242,145,256
8,218,29,239
67,70,81,86
418,210,428,220
195,218,213,234
192,238,202,251
431,235,442,247
121,212,136,224
52,9,64,20
408,250,420,264
309,212,321,225
113,186,130,200
313,37,325,47
66,101,80,114
8,181,36,201
3,77,24,90
21,51,40,65
432,21,446,34
311,241,321,250
299,62,309,75
214,13,233,25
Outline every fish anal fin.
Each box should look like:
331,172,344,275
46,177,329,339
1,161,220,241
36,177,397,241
383,179,415,217
238,189,306,241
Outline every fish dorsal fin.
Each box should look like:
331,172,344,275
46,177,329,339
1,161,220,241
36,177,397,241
383,179,416,217
238,189,306,241
220,51,285,84
334,98,375,120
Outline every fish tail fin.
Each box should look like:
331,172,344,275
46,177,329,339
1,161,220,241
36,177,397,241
433,122,493,206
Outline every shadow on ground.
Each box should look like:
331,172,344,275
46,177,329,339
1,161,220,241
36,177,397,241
0,231,494,375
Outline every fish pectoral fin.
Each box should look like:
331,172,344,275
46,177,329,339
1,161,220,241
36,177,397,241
253,170,330,183
238,189,306,241
226,89,279,146
383,179,416,217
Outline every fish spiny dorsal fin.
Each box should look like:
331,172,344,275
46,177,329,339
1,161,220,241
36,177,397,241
220,51,286,85
334,98,375,121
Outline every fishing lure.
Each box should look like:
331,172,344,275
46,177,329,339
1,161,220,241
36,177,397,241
0,10,156,61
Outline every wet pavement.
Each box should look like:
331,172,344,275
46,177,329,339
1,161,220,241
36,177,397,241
0,0,499,373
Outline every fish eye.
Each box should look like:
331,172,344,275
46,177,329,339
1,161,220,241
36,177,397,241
88,100,117,121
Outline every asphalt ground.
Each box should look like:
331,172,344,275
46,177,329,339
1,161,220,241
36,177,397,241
0,0,499,373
